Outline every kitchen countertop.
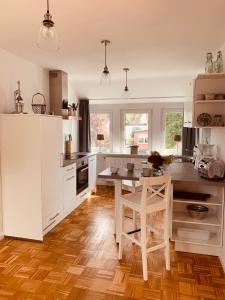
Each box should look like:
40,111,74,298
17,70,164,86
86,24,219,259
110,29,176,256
98,162,225,187
62,152,97,167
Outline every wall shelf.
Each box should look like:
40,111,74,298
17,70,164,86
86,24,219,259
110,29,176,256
173,211,221,226
195,100,225,104
172,231,220,247
173,196,222,206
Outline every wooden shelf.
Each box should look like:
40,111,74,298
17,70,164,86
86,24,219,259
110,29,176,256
173,211,221,226
172,231,220,247
173,196,222,206
62,116,81,120
195,100,225,104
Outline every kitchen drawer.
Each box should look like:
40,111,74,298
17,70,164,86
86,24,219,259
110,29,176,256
63,163,76,175
43,210,61,232
63,172,76,212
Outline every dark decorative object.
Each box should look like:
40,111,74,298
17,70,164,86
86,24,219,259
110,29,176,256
62,99,68,109
32,93,46,114
197,113,212,127
187,204,208,220
148,151,173,170
100,40,111,84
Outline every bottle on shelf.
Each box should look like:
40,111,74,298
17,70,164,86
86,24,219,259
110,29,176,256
214,51,223,73
205,52,214,73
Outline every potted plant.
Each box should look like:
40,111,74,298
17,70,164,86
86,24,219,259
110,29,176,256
62,99,69,116
148,151,174,175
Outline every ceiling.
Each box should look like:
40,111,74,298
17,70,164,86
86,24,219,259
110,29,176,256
0,0,225,100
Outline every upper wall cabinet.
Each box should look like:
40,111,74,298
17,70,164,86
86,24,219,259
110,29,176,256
193,74,225,128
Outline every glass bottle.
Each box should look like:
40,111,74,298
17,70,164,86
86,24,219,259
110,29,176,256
215,51,223,73
205,52,214,73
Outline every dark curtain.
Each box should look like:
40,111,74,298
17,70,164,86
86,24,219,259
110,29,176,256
182,127,199,156
79,99,91,152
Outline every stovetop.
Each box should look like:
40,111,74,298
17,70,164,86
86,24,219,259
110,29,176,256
64,153,86,160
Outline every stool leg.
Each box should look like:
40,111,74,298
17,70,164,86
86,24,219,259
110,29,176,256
140,213,148,281
118,202,123,260
163,209,170,270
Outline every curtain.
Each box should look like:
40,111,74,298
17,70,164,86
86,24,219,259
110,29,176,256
182,127,199,156
79,99,91,152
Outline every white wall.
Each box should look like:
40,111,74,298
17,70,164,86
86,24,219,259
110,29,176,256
0,48,49,114
90,101,184,154
0,47,49,237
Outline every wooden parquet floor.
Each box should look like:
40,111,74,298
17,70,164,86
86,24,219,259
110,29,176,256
0,186,224,300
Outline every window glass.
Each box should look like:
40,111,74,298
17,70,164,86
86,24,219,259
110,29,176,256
90,112,111,152
123,112,149,153
164,111,183,154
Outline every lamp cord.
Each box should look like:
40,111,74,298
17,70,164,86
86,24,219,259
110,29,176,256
47,0,50,13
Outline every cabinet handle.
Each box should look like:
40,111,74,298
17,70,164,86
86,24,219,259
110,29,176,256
43,219,56,232
66,167,74,172
49,212,59,221
66,175,75,181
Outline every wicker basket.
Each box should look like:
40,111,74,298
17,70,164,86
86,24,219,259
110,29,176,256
32,93,46,114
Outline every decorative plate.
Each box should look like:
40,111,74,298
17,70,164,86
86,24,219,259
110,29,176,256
197,113,212,127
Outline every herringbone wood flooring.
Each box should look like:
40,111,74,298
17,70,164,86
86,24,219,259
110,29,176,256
0,186,224,299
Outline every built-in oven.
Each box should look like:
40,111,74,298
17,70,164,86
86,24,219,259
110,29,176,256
76,158,89,195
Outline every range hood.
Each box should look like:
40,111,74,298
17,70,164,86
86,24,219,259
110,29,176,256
49,70,68,116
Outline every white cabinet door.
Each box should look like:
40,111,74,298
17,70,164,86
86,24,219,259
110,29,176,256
41,117,63,226
89,155,97,193
63,171,76,214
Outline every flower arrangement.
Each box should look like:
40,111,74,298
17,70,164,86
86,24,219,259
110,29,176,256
148,151,174,170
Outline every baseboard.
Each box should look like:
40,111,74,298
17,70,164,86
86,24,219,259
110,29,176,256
219,255,225,272
0,232,4,240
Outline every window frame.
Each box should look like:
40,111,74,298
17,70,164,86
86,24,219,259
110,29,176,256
120,109,152,153
161,108,184,155
89,110,113,153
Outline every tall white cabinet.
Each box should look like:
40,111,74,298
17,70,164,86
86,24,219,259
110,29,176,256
0,115,63,241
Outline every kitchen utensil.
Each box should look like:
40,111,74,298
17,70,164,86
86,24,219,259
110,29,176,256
196,94,205,100
142,168,152,177
213,114,224,127
127,163,134,171
197,113,212,126
110,167,119,174
205,94,215,100
215,94,224,100
32,93,46,114
187,204,208,220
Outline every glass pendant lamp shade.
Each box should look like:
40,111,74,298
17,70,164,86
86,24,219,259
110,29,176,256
100,66,111,85
100,40,111,85
37,0,59,51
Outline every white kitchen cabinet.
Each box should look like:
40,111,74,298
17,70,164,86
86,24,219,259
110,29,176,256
0,115,63,240
89,155,97,193
63,166,76,215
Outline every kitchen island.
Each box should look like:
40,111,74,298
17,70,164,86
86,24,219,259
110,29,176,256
98,162,225,267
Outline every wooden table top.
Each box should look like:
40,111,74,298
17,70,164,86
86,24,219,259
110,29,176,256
98,162,225,187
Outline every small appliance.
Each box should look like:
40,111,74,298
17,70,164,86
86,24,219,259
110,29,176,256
198,158,225,179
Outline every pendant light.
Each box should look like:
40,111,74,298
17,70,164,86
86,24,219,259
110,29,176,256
123,68,130,97
100,40,111,85
37,0,59,51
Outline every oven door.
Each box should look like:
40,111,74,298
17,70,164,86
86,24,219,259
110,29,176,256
76,164,89,195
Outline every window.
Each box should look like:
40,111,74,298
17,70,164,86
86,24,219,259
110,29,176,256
163,110,183,155
122,111,150,153
90,112,112,152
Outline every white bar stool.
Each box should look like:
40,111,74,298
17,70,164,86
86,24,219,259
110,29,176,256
118,174,171,281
